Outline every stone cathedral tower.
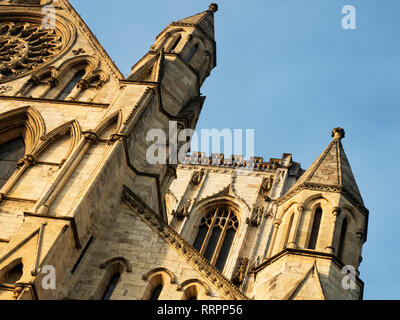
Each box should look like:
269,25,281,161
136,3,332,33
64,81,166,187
0,1,368,300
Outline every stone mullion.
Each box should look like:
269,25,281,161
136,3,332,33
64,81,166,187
210,208,231,266
287,205,304,249
0,162,29,202
324,207,341,254
266,219,281,258
199,207,219,255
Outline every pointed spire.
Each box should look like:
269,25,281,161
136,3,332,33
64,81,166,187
175,3,218,41
280,128,367,214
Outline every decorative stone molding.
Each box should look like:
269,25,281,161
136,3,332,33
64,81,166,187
122,185,250,300
0,84,12,94
142,267,176,284
181,152,284,172
177,278,211,296
72,48,85,56
100,257,132,273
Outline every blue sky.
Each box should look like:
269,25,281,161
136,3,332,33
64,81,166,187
69,0,400,299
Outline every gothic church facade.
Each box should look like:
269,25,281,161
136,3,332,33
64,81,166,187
0,0,368,300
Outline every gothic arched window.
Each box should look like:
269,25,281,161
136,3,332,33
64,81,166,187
307,207,322,250
0,137,25,189
57,69,86,100
101,272,121,300
183,286,198,300
142,273,164,300
1,262,23,285
169,34,182,52
186,43,199,63
337,217,348,260
150,284,163,300
193,206,238,272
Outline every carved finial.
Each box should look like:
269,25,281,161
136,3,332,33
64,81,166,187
209,3,218,12
331,127,345,141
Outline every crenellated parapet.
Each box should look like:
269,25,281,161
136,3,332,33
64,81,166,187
180,152,295,172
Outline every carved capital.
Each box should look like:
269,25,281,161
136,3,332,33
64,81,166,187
108,133,125,145
332,206,341,216
273,219,281,227
77,79,90,90
47,77,58,88
13,285,24,300
17,154,36,167
83,131,99,145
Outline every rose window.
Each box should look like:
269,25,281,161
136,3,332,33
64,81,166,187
0,21,64,82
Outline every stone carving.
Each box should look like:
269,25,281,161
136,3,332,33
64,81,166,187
0,21,63,82
232,257,249,286
173,199,191,220
247,207,264,227
190,169,204,187
261,176,274,194
0,84,12,94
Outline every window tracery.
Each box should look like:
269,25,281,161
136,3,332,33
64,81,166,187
193,206,238,271
0,21,63,82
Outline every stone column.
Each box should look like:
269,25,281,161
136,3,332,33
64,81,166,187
266,219,281,258
286,205,304,249
324,207,341,254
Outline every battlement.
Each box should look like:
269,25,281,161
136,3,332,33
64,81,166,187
179,152,294,172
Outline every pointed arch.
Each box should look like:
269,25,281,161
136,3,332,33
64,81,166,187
0,106,45,156
307,206,323,250
19,66,58,98
56,55,100,79
152,27,185,52
94,111,122,140
0,258,23,285
34,120,81,164
45,55,101,100
129,54,159,81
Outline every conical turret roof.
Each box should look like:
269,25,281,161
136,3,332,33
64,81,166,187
279,128,367,215
175,3,218,41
